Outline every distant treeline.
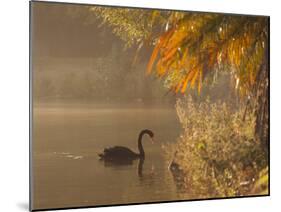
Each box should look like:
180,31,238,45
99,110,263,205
33,53,176,105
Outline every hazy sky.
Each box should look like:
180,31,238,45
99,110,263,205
32,2,123,59
31,2,172,103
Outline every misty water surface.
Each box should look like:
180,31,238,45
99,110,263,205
32,103,190,209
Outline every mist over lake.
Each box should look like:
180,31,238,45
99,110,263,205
33,103,184,209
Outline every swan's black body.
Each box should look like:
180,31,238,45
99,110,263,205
98,129,154,162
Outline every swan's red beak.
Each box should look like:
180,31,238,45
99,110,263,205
151,137,154,144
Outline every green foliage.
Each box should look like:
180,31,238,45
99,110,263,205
252,167,269,195
166,96,268,198
90,6,167,47
90,7,268,96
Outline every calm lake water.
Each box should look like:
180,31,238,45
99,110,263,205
32,103,186,209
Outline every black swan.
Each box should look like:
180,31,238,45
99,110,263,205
98,129,154,162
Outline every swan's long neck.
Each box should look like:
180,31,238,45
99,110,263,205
138,131,146,158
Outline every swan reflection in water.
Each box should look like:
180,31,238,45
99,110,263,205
101,157,155,181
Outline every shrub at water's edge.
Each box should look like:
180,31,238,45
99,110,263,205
165,96,268,199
